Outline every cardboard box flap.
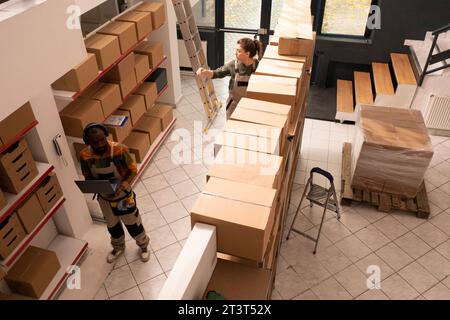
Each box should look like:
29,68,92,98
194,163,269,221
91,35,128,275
85,34,117,50
263,44,306,63
216,132,278,155
207,164,279,189
256,58,304,79
224,120,282,140
99,21,134,35
247,74,297,96
191,194,271,230
203,177,277,208
237,97,291,116
231,107,287,129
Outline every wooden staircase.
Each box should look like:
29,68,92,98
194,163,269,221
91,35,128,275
335,53,418,123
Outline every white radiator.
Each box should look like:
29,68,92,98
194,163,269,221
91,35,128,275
424,94,450,131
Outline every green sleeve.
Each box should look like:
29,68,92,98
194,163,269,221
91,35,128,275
212,60,234,79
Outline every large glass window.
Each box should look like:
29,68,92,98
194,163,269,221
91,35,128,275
321,0,372,36
224,0,261,29
269,0,284,31
192,0,215,27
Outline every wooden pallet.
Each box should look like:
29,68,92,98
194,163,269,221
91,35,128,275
341,143,430,219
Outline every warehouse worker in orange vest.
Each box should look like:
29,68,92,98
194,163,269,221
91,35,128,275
79,123,150,263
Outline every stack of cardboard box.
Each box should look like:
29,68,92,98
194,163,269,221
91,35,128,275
351,106,434,197
182,1,316,300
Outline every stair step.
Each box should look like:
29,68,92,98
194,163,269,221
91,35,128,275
354,71,374,105
372,63,395,95
336,80,354,113
390,53,417,85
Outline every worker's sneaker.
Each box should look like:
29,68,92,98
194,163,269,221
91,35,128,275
140,247,150,262
106,249,124,263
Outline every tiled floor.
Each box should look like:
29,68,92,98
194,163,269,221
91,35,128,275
96,75,450,300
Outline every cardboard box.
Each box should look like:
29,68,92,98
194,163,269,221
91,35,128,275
105,72,137,99
0,188,6,211
60,99,104,138
0,102,36,147
134,41,164,69
85,34,121,70
0,139,38,194
256,57,304,82
123,131,150,163
82,83,122,118
5,246,60,299
16,193,45,234
203,258,272,300
224,120,284,157
52,53,99,92
0,292,32,300
231,106,288,152
101,52,135,82
98,21,138,54
278,32,316,70
133,115,162,144
35,173,63,214
135,2,165,29
214,132,280,157
191,194,273,261
106,111,133,142
145,68,167,93
117,10,153,40
145,104,173,130
119,95,146,126
0,213,26,260
263,44,306,64
209,146,283,190
201,177,278,260
133,82,157,110
134,54,150,82
351,106,434,197
246,74,297,108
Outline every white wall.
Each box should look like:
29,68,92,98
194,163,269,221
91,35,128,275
0,0,87,118
128,0,183,105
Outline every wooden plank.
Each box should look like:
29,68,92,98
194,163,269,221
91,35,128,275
371,192,379,206
406,199,417,212
354,71,374,105
341,143,353,203
378,193,392,212
363,190,371,203
336,80,354,113
372,63,395,95
392,195,400,210
390,53,417,85
416,182,430,219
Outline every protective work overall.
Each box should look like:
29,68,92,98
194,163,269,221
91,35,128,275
225,60,256,119
89,145,149,251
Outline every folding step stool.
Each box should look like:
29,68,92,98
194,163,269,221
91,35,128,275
286,167,341,254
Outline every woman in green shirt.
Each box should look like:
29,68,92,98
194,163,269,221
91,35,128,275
197,37,263,119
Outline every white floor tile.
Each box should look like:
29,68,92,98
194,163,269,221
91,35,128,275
163,167,190,185
169,216,192,241
104,265,137,297
137,194,158,214
129,254,164,284
142,174,170,193
151,187,179,208
141,209,168,232
110,286,143,300
139,274,167,300
148,225,177,251
159,201,189,223
172,179,199,199
155,242,183,272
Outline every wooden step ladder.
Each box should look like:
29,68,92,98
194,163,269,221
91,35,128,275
172,0,221,132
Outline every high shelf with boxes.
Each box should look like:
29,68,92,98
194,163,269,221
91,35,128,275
0,102,87,300
53,2,176,191
159,0,316,299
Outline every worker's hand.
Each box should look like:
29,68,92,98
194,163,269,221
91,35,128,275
115,181,130,196
196,67,212,78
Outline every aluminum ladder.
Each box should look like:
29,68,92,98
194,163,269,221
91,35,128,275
172,0,221,132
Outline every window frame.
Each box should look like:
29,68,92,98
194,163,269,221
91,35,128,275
315,0,379,40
